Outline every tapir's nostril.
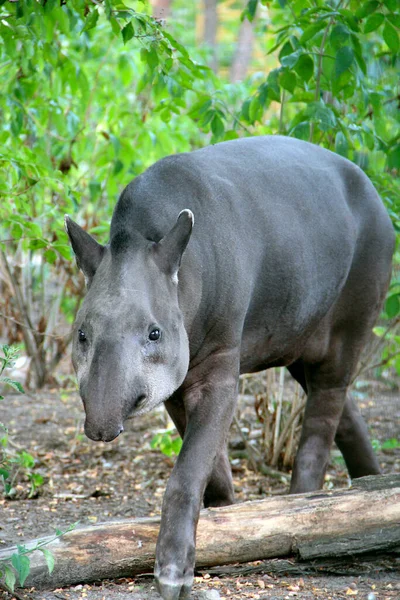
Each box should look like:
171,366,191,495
134,394,146,409
119,426,124,435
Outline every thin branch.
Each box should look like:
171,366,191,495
358,350,400,375
271,399,306,467
279,90,286,133
309,17,334,142
0,312,69,339
353,318,400,382
233,414,259,472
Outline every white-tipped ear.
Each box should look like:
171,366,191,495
153,210,194,280
65,215,105,285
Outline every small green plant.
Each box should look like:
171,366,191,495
0,345,24,398
0,345,44,498
381,438,400,450
371,437,400,453
151,429,183,457
0,523,77,593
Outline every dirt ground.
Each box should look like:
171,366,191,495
1,376,399,600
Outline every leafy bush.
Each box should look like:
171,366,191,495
0,0,399,387
0,524,77,593
151,430,183,457
0,345,44,498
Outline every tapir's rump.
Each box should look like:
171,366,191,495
66,136,395,600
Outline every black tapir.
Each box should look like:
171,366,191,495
65,136,395,600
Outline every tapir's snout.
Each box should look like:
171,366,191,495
84,419,124,443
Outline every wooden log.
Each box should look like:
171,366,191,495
1,474,400,590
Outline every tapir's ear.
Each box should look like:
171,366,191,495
64,216,105,285
153,209,194,280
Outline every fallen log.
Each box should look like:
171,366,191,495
1,474,399,589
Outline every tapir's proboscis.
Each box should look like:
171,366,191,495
65,136,395,600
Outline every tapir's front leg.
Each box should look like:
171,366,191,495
155,353,239,600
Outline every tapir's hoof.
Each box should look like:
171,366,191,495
156,580,191,600
155,566,193,600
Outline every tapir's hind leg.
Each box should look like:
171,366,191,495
287,361,380,483
288,319,384,493
288,244,391,494
164,394,234,507
335,395,380,478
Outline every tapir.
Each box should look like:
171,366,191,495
65,136,395,600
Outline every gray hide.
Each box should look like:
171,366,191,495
66,136,395,600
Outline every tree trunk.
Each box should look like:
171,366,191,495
203,0,218,72
1,475,400,590
230,15,255,82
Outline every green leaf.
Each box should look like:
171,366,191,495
364,13,384,33
245,0,258,21
29,239,47,251
335,131,349,157
110,17,121,36
44,249,57,264
387,145,400,170
121,21,134,45
0,468,10,480
334,46,354,78
294,54,314,82
383,21,399,53
11,553,30,587
4,566,16,592
82,9,99,33
351,33,367,74
384,0,397,11
1,377,25,394
385,293,400,318
340,9,360,32
387,13,400,28
300,21,326,44
40,548,55,574
306,102,337,131
224,130,239,141
52,243,72,260
279,40,295,62
280,50,302,68
211,114,224,140
381,438,400,449
355,0,379,19
171,437,182,455
19,451,35,469
267,69,281,102
162,31,189,59
25,221,42,238
330,24,350,50
279,69,296,94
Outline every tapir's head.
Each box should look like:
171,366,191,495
65,211,193,442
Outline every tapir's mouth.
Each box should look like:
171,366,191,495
84,421,124,443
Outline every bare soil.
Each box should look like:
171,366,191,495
1,378,399,600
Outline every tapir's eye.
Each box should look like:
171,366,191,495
78,329,87,342
148,328,161,342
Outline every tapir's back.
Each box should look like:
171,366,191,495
114,136,394,365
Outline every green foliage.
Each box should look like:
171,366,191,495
237,0,400,225
151,430,182,457
0,0,216,384
0,0,399,381
372,437,400,452
0,345,44,498
0,524,77,593
0,345,24,399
